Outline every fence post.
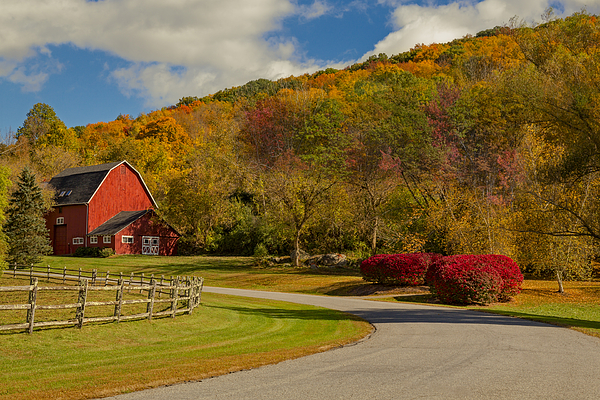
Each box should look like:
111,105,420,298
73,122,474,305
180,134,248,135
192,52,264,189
63,266,66,284
27,278,38,334
105,271,110,287
78,268,82,281
76,279,88,329
92,269,97,285
139,273,144,294
128,273,133,292
147,279,157,321
159,275,164,298
30,264,33,280
171,278,179,318
198,277,204,305
13,262,16,278
114,279,124,322
187,278,194,315
47,265,50,282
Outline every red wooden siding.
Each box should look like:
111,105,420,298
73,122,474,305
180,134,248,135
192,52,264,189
87,164,154,232
45,205,88,255
115,213,179,256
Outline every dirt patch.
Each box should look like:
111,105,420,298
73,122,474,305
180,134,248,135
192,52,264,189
346,284,431,297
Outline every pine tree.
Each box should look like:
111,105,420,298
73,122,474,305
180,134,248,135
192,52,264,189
5,168,52,266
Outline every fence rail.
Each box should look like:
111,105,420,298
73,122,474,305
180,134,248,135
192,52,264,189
1,265,204,334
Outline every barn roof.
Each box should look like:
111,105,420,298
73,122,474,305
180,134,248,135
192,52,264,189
87,210,150,236
48,161,157,207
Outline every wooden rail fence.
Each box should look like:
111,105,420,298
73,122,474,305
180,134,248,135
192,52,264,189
1,264,204,334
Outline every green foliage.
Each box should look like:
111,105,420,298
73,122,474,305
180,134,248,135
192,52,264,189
16,103,71,149
72,247,115,258
4,168,52,266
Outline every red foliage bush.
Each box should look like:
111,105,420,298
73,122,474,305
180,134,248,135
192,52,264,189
426,255,523,305
360,253,441,286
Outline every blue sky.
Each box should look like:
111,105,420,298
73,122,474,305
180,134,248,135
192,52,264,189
1,0,599,135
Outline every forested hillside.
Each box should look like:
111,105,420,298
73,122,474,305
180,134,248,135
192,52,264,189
2,12,599,281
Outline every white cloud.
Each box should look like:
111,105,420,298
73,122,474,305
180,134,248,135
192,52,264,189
0,0,323,106
298,1,333,20
363,0,600,60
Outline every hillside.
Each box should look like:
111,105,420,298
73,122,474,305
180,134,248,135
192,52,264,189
3,12,600,283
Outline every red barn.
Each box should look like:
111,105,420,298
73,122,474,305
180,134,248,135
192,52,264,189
44,161,179,255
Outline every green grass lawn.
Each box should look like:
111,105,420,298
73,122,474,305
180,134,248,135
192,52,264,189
0,289,371,400
4,254,600,399
38,255,366,295
0,255,372,400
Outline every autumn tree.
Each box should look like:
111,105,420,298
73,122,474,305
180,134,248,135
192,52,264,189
16,103,75,150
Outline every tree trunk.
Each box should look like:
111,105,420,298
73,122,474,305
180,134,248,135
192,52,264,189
556,270,564,293
292,230,301,267
371,216,378,255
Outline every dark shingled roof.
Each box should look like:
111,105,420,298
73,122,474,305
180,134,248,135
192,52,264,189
87,210,150,236
48,161,123,206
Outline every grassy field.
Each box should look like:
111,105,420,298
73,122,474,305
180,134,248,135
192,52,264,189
38,255,367,295
4,254,600,398
0,256,372,400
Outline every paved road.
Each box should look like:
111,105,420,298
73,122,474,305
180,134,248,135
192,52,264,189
105,287,600,399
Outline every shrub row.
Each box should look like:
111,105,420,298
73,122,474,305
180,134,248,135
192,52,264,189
360,253,523,305
73,247,115,258
359,253,441,286
426,255,523,305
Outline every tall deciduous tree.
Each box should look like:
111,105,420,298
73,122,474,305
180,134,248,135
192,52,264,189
16,103,73,149
4,168,52,266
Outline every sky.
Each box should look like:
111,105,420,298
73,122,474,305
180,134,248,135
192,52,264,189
1,0,599,136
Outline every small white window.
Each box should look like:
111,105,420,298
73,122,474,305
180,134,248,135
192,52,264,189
56,217,64,225
103,236,112,244
122,236,134,244
89,236,98,244
73,237,84,245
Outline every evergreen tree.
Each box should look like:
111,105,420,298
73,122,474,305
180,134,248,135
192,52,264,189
5,168,52,266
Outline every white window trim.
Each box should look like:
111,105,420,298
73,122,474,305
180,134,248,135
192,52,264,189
73,237,84,245
56,217,64,225
89,236,98,244
122,236,134,244
103,236,112,244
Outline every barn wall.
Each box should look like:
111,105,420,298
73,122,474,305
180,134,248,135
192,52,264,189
88,164,154,232
45,204,87,255
116,213,179,256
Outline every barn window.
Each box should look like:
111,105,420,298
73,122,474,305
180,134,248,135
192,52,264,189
56,217,64,225
103,236,112,244
122,236,134,244
73,237,84,245
90,236,98,244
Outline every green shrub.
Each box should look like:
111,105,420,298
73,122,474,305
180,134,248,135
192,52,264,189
73,247,114,258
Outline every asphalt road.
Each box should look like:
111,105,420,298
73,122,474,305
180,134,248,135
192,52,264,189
104,287,600,400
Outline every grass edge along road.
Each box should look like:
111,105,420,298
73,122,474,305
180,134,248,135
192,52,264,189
0,285,372,400
377,279,600,339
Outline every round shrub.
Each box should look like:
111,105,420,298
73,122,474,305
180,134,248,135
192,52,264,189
360,253,441,286
426,255,523,305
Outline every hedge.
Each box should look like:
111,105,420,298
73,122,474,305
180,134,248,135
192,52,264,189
360,253,441,286
426,254,523,305
73,247,115,258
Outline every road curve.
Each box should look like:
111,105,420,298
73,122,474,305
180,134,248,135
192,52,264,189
105,287,600,400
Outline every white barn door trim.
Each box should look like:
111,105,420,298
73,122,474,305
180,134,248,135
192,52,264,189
142,236,159,255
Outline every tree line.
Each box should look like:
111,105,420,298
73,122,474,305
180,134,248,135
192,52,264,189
0,11,598,288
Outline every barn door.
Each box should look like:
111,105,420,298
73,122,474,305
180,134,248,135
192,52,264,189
142,236,159,255
54,225,68,255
